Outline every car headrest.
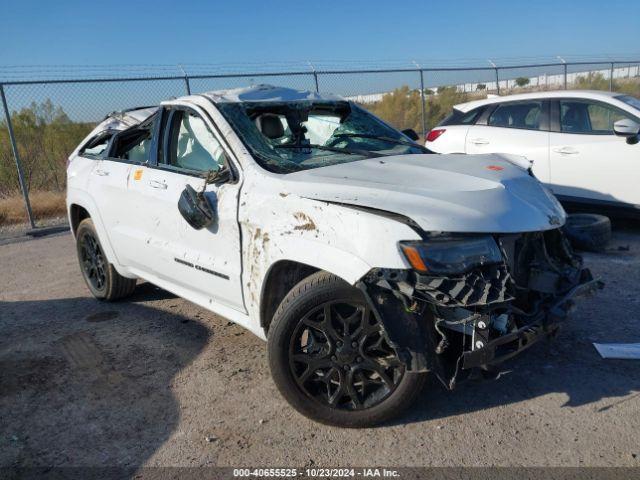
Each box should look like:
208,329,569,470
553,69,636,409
256,114,285,139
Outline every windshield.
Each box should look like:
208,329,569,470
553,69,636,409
216,100,428,173
615,95,640,113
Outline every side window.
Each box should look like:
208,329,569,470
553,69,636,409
440,107,483,126
111,126,153,162
560,100,634,134
80,132,112,159
488,102,543,130
166,110,226,172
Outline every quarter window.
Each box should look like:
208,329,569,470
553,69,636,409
111,120,155,162
560,100,635,134
488,102,543,130
440,107,483,126
166,110,226,172
80,132,112,158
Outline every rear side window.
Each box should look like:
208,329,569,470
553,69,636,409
80,132,112,159
560,100,636,135
488,101,543,130
111,127,153,162
440,107,483,126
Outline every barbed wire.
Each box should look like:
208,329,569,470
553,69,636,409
2,54,640,82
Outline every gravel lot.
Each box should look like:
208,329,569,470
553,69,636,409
1,228,639,469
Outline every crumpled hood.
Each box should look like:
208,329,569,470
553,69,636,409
280,154,566,233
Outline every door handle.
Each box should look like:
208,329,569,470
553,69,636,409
148,180,168,190
94,168,109,176
470,138,490,145
553,147,579,155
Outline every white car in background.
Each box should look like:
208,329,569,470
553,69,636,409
426,90,640,216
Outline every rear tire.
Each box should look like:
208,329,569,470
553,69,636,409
76,218,136,301
563,213,611,252
268,271,427,427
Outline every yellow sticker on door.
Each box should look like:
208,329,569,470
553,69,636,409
133,168,143,181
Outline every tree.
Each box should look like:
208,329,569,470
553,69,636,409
515,77,530,88
0,100,93,195
476,84,486,91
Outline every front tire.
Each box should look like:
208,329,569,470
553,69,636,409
268,271,426,427
76,218,137,301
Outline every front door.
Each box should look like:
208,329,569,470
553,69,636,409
549,99,640,206
130,105,245,312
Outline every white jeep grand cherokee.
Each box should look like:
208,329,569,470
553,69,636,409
67,85,600,427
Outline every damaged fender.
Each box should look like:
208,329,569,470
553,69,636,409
238,179,421,325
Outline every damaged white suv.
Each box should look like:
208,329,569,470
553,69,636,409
67,85,601,427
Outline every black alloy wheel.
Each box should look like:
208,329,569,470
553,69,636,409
79,231,107,292
268,271,427,427
289,300,404,410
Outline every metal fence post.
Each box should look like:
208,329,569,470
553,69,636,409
0,84,35,229
557,57,567,90
418,69,427,138
178,65,191,95
489,60,500,94
307,61,320,93
313,71,319,93
610,62,615,91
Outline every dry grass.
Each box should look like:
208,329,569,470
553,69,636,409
0,190,66,225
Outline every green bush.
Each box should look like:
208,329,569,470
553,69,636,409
0,100,94,196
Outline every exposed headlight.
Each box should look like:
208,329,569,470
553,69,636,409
400,236,502,275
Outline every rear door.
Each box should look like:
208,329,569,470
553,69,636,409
465,100,551,183
426,107,485,153
549,98,640,206
95,118,156,267
129,104,245,312
85,135,142,266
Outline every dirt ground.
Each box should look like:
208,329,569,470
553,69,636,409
1,228,639,470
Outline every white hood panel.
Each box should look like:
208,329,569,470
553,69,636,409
280,154,566,234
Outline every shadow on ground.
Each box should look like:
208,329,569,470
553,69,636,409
0,286,208,468
396,336,640,427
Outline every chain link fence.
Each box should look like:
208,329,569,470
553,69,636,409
1,59,639,234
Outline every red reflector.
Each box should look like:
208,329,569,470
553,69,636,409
486,165,504,171
425,128,446,142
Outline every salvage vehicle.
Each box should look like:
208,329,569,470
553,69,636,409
67,85,601,427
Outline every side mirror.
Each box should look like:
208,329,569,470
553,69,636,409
178,184,216,230
613,119,640,140
205,165,232,185
401,129,420,141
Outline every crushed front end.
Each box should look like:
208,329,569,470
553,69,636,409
358,228,603,389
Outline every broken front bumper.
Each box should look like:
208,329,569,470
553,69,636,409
462,273,603,369
358,229,604,388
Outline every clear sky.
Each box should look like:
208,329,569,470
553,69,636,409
1,0,639,69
